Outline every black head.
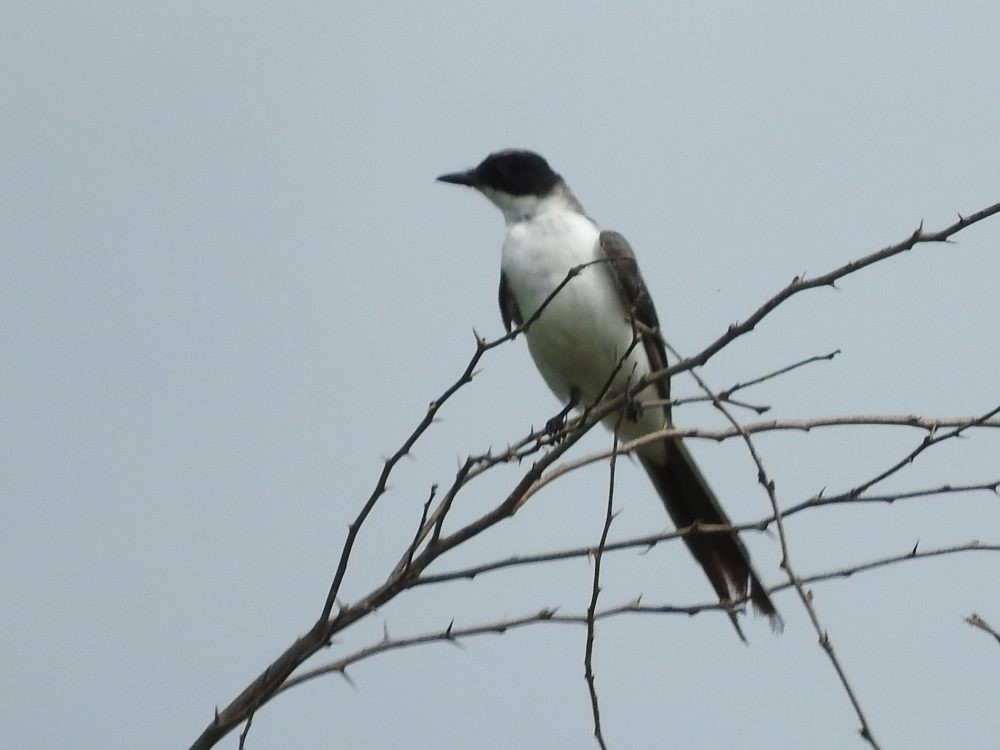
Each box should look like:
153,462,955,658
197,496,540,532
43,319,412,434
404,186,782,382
437,149,562,197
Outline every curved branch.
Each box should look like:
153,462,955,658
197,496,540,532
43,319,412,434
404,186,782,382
281,541,998,694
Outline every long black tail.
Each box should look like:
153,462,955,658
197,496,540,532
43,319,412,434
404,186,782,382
641,439,782,641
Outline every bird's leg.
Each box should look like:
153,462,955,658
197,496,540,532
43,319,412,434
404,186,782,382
544,388,581,441
623,395,644,423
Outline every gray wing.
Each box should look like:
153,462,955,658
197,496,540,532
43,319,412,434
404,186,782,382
498,271,523,333
598,230,670,410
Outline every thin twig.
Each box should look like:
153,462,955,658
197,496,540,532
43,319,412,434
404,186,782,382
965,613,1000,648
663,340,881,749
411,480,999,588
523,416,1000,498
401,485,438,576
237,712,253,750
280,541,998,694
775,480,1000,524
584,402,627,750
846,405,1000,498
319,332,492,623
719,349,841,399
641,202,1000,394
189,201,1000,750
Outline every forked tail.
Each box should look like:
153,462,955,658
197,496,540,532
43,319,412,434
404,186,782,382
641,439,782,641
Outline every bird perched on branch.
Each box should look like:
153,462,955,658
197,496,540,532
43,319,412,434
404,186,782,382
438,149,781,639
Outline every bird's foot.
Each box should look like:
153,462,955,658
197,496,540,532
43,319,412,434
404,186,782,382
624,397,644,423
542,391,581,443
544,410,571,442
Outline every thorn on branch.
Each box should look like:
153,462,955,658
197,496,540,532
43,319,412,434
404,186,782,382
910,541,919,556
339,667,356,688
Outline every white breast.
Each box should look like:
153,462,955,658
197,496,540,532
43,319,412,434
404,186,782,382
500,210,663,444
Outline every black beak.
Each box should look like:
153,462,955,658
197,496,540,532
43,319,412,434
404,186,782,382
436,169,478,187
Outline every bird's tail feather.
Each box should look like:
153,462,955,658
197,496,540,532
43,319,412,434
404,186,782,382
641,440,782,640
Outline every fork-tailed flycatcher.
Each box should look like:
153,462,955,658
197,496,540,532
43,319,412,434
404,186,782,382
438,149,781,639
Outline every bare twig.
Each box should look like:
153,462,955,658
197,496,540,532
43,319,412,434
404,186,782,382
524,416,1000,498
663,340,881,749
189,202,1000,750
719,349,841,399
584,403,627,750
653,349,843,414
411,480,999,588
280,541,999,694
846,405,1000,498
320,333,493,623
642,202,1000,394
401,484,438,576
775,480,1000,523
965,613,1000,647
237,712,253,750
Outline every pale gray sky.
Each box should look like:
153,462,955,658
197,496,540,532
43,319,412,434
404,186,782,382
3,3,999,749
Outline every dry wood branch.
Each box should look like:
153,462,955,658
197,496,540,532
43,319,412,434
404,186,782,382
280,541,998,694
641,201,1000,394
412,481,1000,587
525,416,1000,499
584,406,626,750
189,201,1000,750
664,340,881,749
846,405,1000,498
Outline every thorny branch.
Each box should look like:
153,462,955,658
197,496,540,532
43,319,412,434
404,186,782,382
584,397,628,750
410,481,1000,587
189,202,1000,750
521,415,1000,500
665,340,881,748
280,541,999,694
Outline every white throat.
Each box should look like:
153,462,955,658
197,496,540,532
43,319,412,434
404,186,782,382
481,184,582,225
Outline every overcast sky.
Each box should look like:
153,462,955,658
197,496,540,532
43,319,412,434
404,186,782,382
4,3,999,749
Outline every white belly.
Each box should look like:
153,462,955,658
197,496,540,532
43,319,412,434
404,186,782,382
501,213,666,446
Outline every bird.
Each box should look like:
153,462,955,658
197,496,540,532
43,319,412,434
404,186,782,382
437,149,781,639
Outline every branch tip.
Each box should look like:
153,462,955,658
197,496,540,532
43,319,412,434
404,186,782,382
339,667,356,688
